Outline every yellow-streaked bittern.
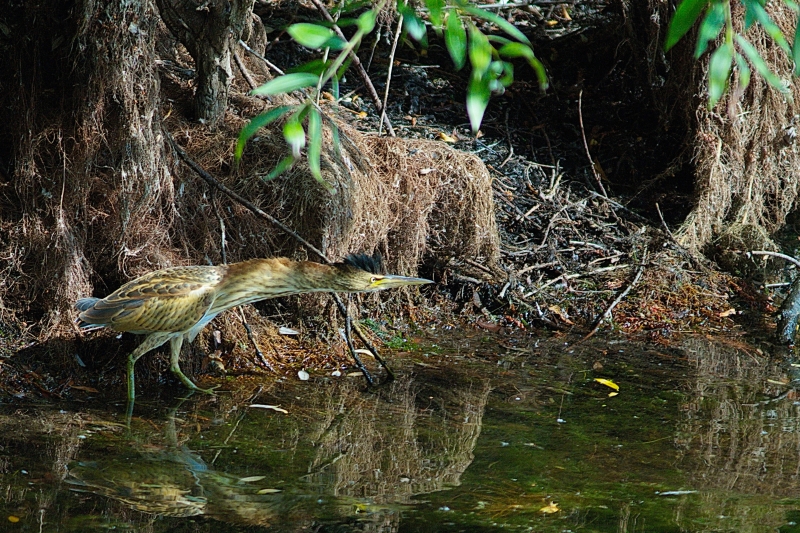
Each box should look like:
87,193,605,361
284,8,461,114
76,254,431,402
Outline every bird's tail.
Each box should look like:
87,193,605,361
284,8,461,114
75,297,103,330
76,297,100,312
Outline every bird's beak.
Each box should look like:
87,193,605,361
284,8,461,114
373,274,433,289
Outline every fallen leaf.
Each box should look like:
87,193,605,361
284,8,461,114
594,378,619,391
437,132,457,143
476,318,503,333
540,501,560,514
719,308,737,317
257,488,282,494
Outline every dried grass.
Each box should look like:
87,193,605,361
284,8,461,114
676,3,800,254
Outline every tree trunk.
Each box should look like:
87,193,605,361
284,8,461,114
156,0,256,126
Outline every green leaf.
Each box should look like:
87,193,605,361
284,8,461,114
287,23,346,50
468,24,492,77
356,9,376,33
734,52,751,92
332,0,373,16
445,11,467,70
499,60,514,88
251,73,320,96
283,118,306,158
307,107,325,185
462,5,530,45
265,155,296,181
742,0,790,53
736,35,790,95
707,42,733,108
287,59,331,75
498,42,534,60
794,9,800,75
425,0,446,29
398,3,427,43
466,74,490,132
665,0,709,51
694,2,725,58
486,35,512,46
235,105,293,160
498,42,546,87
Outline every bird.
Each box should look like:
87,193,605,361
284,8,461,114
76,254,432,402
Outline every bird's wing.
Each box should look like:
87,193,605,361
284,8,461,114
78,266,224,334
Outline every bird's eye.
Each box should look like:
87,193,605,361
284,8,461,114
370,276,378,283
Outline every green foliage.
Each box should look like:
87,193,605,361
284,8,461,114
666,0,795,109
236,0,545,184
287,23,347,50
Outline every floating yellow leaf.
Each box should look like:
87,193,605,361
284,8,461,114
540,501,560,514
8,516,20,523
608,391,619,397
257,488,282,494
594,378,619,391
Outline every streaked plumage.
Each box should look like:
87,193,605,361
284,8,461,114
76,254,431,401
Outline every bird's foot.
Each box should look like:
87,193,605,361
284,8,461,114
171,368,220,395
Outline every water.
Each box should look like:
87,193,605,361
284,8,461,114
2,333,800,532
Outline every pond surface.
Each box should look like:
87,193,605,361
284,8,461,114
2,333,800,532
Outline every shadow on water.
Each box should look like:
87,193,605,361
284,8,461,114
3,334,800,532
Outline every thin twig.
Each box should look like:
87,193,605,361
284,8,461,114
654,202,676,241
499,107,514,168
166,131,388,384
238,40,285,75
522,263,631,297
750,250,800,269
581,249,648,342
379,7,404,136
233,50,260,92
307,0,396,136
212,188,271,370
237,307,275,371
578,90,607,197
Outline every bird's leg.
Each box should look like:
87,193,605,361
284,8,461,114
127,332,173,404
343,307,375,386
169,336,218,394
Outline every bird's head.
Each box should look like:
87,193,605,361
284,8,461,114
333,253,433,292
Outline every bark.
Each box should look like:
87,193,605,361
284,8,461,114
156,0,256,126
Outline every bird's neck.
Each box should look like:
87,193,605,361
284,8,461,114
209,258,343,313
